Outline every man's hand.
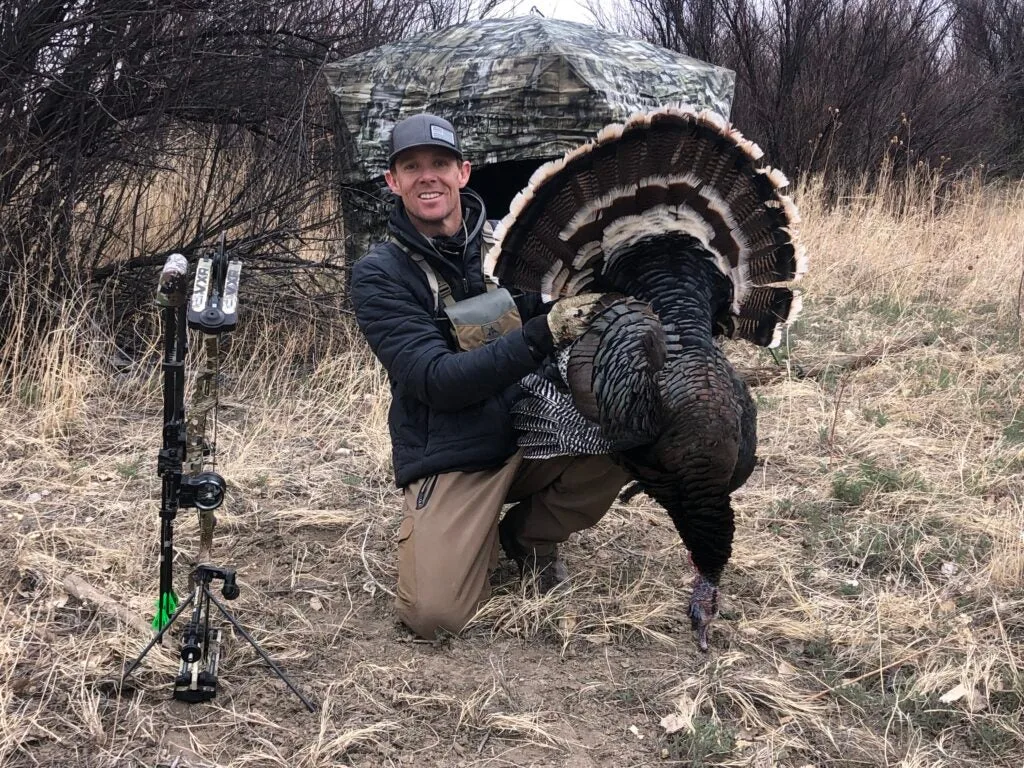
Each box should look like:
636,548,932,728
547,293,602,346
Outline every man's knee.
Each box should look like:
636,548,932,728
554,455,628,507
397,597,478,640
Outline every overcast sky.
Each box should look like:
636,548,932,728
492,0,598,25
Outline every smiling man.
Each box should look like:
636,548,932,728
348,113,628,640
383,116,470,237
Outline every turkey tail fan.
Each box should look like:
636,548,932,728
485,105,808,347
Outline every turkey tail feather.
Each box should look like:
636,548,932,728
486,105,807,348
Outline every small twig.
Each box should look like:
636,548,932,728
476,731,491,755
64,574,152,636
360,521,395,598
991,596,1021,688
1016,257,1024,321
827,370,853,450
739,332,933,387
806,640,935,701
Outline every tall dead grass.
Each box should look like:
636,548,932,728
1,169,1022,767
798,164,1024,320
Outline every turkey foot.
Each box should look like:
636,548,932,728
688,572,719,652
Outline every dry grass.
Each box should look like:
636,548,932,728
2,169,1023,767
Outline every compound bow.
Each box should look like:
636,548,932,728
151,235,238,629
124,239,315,712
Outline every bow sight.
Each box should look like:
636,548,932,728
123,237,315,713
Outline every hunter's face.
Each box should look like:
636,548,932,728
385,147,470,237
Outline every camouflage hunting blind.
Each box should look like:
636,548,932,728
322,16,736,265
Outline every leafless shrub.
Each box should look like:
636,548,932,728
0,0,469,352
951,0,1024,167
621,0,1016,181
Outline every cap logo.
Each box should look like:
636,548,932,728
430,124,456,146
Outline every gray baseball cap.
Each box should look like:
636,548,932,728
388,114,463,165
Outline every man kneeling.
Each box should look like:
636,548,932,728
350,114,627,638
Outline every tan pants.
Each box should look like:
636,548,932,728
396,451,629,639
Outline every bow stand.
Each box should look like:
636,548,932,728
122,238,316,712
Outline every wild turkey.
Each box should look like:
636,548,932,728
484,106,806,650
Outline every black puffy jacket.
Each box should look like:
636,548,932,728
350,190,551,487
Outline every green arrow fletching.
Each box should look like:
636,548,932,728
152,591,179,631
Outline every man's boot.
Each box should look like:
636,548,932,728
498,509,568,594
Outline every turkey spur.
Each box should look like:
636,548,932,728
485,106,807,650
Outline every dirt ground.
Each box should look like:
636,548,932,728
4,454,771,768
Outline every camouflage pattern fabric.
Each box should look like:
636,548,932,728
322,17,736,185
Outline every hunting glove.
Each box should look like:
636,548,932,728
546,293,602,346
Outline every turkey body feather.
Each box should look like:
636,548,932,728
491,106,806,650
